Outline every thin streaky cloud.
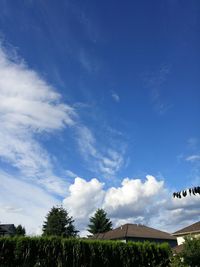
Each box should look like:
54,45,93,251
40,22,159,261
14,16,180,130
0,171,59,235
187,138,199,150
75,125,124,177
186,155,200,162
111,92,120,103
143,64,172,115
0,45,76,195
65,170,78,178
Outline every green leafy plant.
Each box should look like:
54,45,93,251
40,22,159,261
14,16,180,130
181,236,200,267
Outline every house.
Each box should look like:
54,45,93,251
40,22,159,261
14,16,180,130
0,224,16,237
92,223,177,248
173,221,200,246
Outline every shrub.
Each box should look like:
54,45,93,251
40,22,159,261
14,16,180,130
0,237,171,267
181,236,200,267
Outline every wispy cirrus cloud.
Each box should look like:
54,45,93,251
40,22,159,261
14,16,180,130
143,64,172,115
0,43,126,189
0,43,127,234
111,91,120,103
0,171,59,235
75,125,124,177
186,155,200,162
0,45,76,195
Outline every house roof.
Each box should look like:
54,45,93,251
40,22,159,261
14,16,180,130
0,224,15,234
173,221,200,236
92,224,176,241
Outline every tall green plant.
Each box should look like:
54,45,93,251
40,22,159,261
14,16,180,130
42,206,78,237
14,224,26,236
181,236,200,266
88,208,112,235
0,237,171,267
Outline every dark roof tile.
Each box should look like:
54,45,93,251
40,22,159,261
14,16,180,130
92,224,176,241
0,224,15,234
173,221,200,236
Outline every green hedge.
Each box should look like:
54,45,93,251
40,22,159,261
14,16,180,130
0,237,171,267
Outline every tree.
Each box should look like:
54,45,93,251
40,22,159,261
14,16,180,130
88,208,112,235
42,206,78,237
15,224,26,236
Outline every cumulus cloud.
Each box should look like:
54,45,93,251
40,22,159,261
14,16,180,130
63,175,200,236
151,192,200,232
63,177,104,220
63,177,105,234
63,175,164,235
103,175,163,218
0,45,76,194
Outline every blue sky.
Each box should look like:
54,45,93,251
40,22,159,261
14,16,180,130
0,0,200,235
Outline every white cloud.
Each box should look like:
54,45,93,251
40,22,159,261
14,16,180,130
63,175,164,235
63,177,104,220
186,155,200,162
0,44,127,235
0,45,76,195
0,48,75,131
75,125,124,177
103,175,163,218
76,125,97,159
0,171,59,235
63,177,104,234
1,169,200,236
2,44,199,237
151,193,200,232
63,175,200,236
111,92,120,102
65,170,78,178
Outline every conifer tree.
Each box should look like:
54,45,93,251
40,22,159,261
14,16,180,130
15,224,26,236
42,206,78,237
88,208,112,235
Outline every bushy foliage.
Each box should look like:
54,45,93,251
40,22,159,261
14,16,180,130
170,254,187,267
42,206,78,237
14,224,26,236
0,236,171,267
171,237,200,267
88,208,112,234
181,236,200,266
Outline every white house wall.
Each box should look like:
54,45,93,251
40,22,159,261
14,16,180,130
177,233,200,245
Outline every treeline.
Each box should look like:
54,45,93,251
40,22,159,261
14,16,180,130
6,207,112,238
0,236,171,267
42,206,113,237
